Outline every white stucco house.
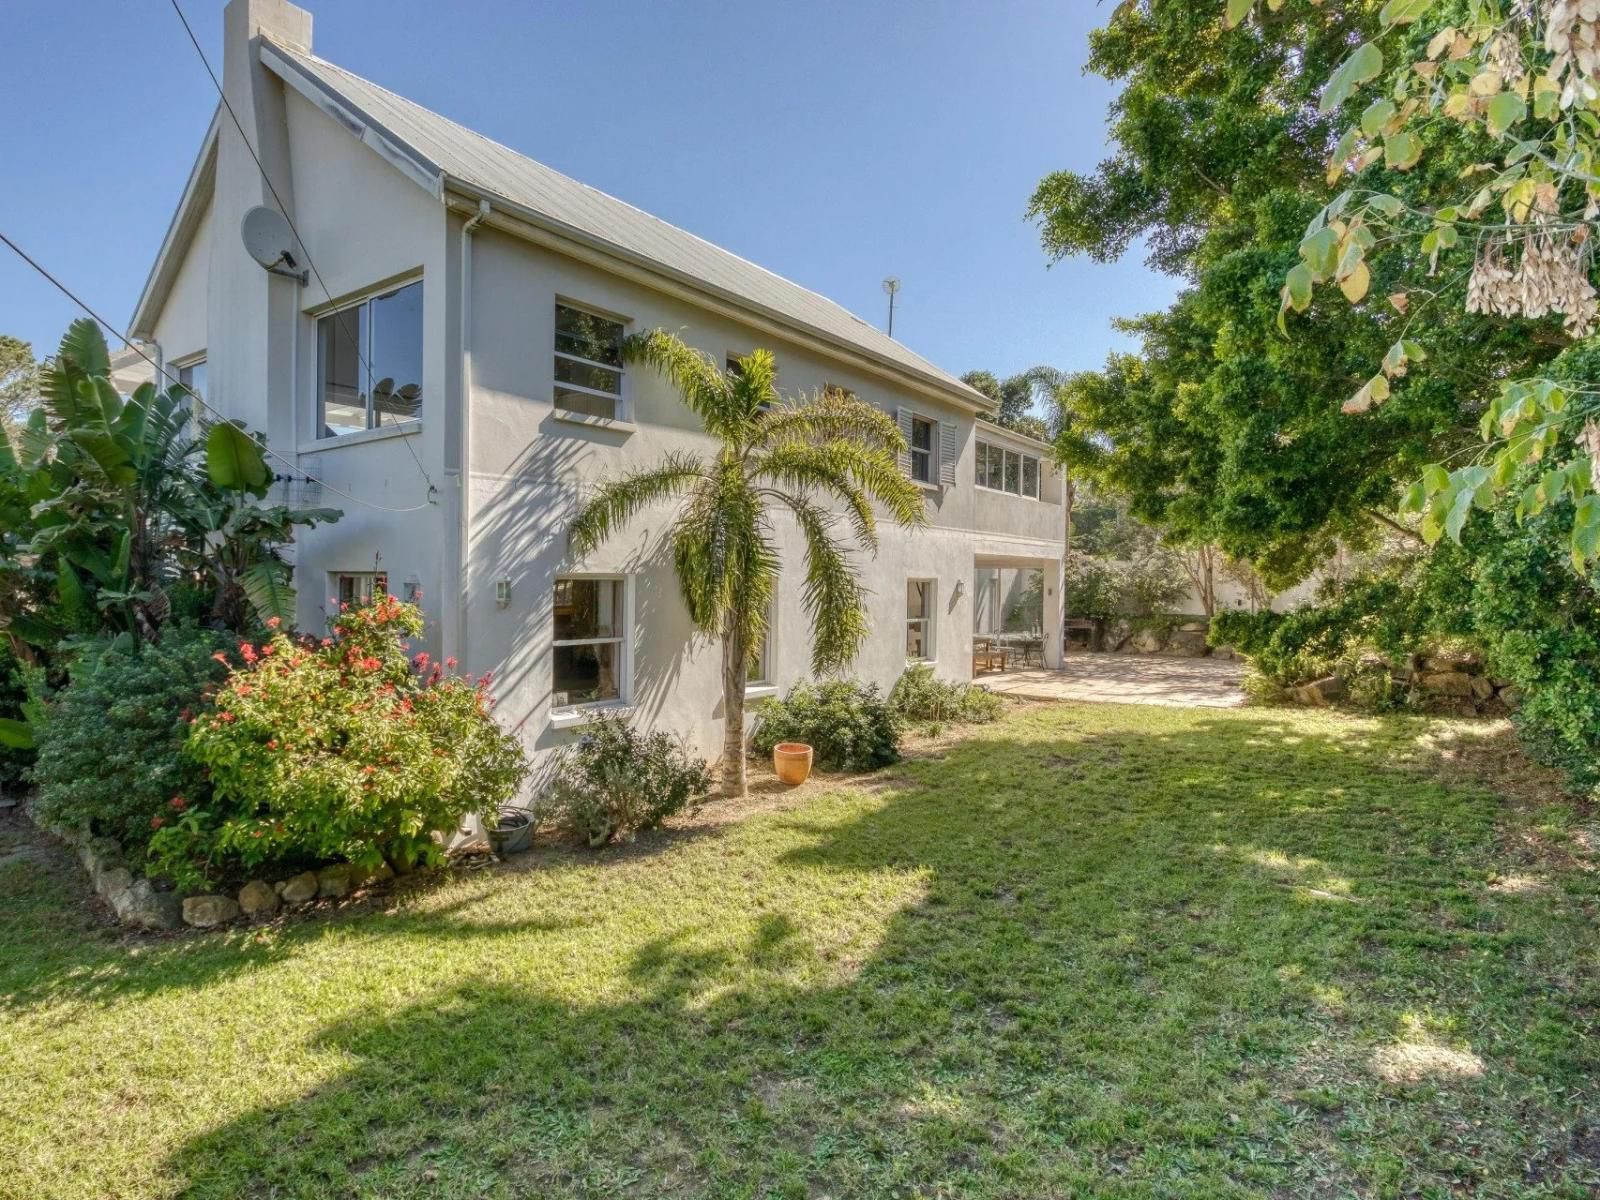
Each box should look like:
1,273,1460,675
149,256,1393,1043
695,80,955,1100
129,0,1067,768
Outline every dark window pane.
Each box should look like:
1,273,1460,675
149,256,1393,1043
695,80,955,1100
318,304,367,436
974,441,986,485
554,386,617,419
911,418,934,452
985,444,1004,490
552,642,620,706
554,356,622,395
906,579,931,620
555,304,623,366
370,281,423,424
553,578,623,641
1022,455,1040,498
1004,450,1021,494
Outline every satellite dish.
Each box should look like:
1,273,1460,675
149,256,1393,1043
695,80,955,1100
240,206,308,283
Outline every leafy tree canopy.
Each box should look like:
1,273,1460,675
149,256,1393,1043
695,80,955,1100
1032,0,1566,585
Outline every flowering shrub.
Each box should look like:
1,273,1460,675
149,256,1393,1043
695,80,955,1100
150,598,528,887
532,712,710,847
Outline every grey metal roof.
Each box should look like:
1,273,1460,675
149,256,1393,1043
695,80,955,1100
261,41,988,408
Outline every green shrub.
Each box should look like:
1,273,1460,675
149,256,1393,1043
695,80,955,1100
1064,551,1120,620
889,664,1004,728
753,680,901,772
533,712,711,847
29,626,233,856
150,597,528,888
0,642,35,791
1208,609,1281,656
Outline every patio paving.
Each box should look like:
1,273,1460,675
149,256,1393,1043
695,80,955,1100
983,652,1247,709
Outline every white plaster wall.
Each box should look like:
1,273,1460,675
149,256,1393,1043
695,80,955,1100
150,195,213,369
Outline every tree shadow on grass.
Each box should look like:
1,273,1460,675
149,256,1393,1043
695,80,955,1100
134,707,1600,1199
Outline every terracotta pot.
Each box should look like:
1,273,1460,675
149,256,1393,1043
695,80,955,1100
772,742,814,786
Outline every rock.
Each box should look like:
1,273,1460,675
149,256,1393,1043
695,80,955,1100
1469,674,1495,702
1179,621,1208,633
1130,628,1166,654
279,871,319,905
1167,630,1209,657
114,880,183,930
1211,644,1240,661
1294,676,1347,706
1421,671,1478,698
182,894,241,929
316,863,359,899
1424,652,1481,673
1499,686,1524,710
237,879,280,917
96,865,134,904
361,862,395,886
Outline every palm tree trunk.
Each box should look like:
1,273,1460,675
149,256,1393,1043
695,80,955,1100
720,628,748,798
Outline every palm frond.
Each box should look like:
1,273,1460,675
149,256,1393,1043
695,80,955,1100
620,330,741,438
569,451,707,558
753,444,880,552
729,349,780,423
753,387,905,452
778,492,869,674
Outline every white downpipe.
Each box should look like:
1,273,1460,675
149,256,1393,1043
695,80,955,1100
456,199,491,669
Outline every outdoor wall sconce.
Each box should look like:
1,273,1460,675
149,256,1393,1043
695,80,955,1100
495,579,512,609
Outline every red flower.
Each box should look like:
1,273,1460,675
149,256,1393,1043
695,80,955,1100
320,638,334,648
170,795,187,811
211,652,228,665
150,815,164,830
240,643,258,664
262,643,276,657
220,712,236,723
179,708,193,722
445,657,458,670
265,616,282,629
413,652,430,669
363,765,377,774
267,739,278,750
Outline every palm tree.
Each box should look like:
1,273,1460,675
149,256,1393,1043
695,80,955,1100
569,331,926,797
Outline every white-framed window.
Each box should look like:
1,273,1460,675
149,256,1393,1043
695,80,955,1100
332,571,388,609
316,278,424,438
554,302,627,420
552,576,626,708
906,578,935,661
975,439,1042,500
176,357,206,405
747,598,773,688
909,415,935,483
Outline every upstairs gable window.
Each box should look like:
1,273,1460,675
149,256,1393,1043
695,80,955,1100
975,439,1042,500
316,279,423,439
554,303,626,419
909,415,935,484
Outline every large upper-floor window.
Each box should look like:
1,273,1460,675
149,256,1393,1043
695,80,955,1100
554,302,626,420
316,279,423,438
552,576,626,709
975,439,1042,500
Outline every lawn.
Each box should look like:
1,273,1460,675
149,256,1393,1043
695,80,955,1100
2,702,1598,1199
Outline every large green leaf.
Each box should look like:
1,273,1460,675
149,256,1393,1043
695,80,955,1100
1320,42,1383,114
241,559,295,625
5,613,64,648
206,422,271,496
0,718,34,751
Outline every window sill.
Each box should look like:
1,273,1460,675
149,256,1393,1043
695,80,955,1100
548,700,630,730
300,421,421,454
914,479,943,492
744,684,780,700
552,407,636,435
975,483,1042,502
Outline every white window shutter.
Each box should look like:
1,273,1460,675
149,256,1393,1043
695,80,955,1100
896,407,913,475
939,419,959,487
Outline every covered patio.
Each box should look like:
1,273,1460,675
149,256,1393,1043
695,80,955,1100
982,652,1247,709
970,555,1064,675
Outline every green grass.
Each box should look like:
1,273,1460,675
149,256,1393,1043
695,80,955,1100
2,702,1598,1199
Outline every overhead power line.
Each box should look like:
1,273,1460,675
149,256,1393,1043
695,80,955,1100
0,228,434,514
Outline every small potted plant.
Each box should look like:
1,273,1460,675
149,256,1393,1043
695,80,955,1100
772,742,813,786
488,805,535,855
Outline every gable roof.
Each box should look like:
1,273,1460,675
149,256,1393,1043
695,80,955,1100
254,39,989,411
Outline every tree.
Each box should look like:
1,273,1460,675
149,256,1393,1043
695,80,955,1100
1031,1,1557,584
1224,0,1600,570
0,336,38,440
961,367,1063,440
570,332,925,797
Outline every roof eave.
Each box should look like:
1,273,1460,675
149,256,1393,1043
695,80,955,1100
129,109,221,340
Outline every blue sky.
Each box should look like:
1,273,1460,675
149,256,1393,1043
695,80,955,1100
0,0,1178,385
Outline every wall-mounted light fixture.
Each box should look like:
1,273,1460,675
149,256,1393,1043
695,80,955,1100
495,578,512,608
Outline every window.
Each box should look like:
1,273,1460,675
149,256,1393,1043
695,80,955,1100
975,439,1043,499
333,571,388,609
176,357,206,405
316,279,423,438
552,577,625,708
747,598,773,687
909,416,935,484
554,303,625,419
906,579,935,661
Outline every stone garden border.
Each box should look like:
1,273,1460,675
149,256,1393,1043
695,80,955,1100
27,802,393,931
